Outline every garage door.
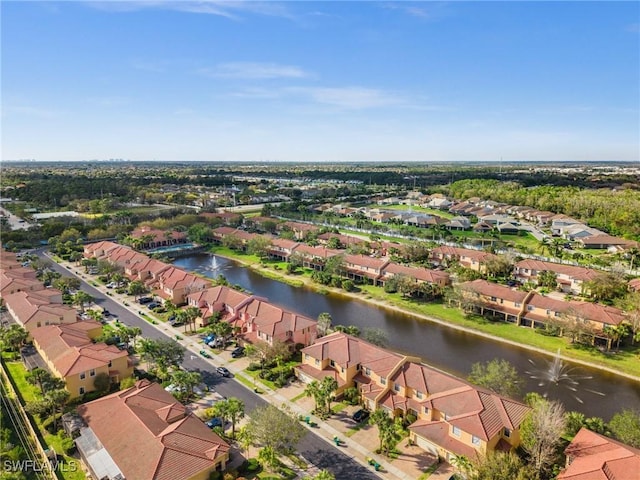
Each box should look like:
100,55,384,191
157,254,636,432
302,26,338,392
415,435,438,456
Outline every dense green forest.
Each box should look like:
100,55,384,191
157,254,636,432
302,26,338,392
444,179,640,239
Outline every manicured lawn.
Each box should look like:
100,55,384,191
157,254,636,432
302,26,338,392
369,203,456,219
5,360,41,403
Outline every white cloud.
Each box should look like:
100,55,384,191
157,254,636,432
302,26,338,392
3,105,62,119
288,86,406,109
86,1,293,21
199,62,311,80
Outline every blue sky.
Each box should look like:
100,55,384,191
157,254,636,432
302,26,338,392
2,1,638,162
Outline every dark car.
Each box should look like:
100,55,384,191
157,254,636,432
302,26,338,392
352,409,370,423
231,346,245,358
102,310,111,317
137,297,153,304
216,367,231,377
147,302,161,309
205,417,223,428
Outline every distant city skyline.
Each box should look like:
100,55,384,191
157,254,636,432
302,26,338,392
2,1,639,162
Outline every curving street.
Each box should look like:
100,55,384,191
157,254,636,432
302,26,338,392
37,249,381,479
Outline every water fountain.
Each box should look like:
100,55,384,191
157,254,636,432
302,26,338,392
525,349,604,404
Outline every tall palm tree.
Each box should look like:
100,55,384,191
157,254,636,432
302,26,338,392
225,397,245,438
304,380,323,414
72,291,93,313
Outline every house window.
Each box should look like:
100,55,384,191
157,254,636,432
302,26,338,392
90,369,96,377
546,309,551,315
452,426,461,437
423,407,429,415
108,361,112,368
555,312,561,317
305,354,310,361
365,367,371,376
504,428,511,438
79,387,85,395
472,435,481,446
380,377,386,385
527,305,534,311
80,372,86,380
416,390,423,399
515,302,521,307
490,296,497,302
330,360,335,367
394,383,401,392
315,359,320,366
444,413,450,421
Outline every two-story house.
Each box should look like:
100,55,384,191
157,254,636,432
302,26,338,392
378,264,450,289
430,246,498,272
513,259,601,295
296,332,530,462
31,321,133,399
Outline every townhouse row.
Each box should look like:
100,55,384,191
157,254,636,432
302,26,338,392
84,241,319,348
295,331,531,463
0,249,132,399
459,279,628,348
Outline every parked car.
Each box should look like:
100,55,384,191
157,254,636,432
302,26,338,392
205,417,223,429
203,334,216,344
231,346,245,358
102,310,111,317
137,297,153,304
147,301,161,309
208,338,224,348
216,367,231,377
106,282,117,289
199,350,211,359
352,409,370,423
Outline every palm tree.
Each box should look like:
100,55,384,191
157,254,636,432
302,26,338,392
0,324,28,356
320,376,339,416
72,291,93,313
304,380,323,414
210,321,232,348
309,470,336,480
225,397,245,438
184,306,201,333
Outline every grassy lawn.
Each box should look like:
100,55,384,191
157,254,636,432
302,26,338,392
331,401,348,414
290,391,307,403
212,243,640,377
4,360,85,480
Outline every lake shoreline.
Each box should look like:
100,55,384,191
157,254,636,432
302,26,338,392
208,249,640,384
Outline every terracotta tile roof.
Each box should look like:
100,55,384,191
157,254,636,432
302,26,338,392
3,290,78,331
270,238,299,251
410,420,480,460
0,271,43,294
302,332,403,379
31,322,128,376
296,364,347,387
431,246,497,263
237,299,316,339
460,279,528,304
293,244,342,258
629,278,640,292
515,259,601,282
343,254,389,271
157,266,209,291
381,264,450,285
558,428,640,480
281,221,319,232
390,362,466,396
187,285,253,312
77,380,229,480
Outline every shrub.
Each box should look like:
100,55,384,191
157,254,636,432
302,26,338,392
247,362,261,371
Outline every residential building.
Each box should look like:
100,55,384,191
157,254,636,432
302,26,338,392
3,289,78,333
31,321,132,398
75,380,229,480
378,264,450,289
557,428,640,480
430,246,498,272
513,259,601,295
295,332,529,462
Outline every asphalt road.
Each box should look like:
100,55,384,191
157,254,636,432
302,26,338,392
38,251,379,479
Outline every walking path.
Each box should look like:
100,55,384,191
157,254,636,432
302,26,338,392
55,258,456,480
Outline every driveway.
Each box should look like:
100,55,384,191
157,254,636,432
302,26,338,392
37,251,381,480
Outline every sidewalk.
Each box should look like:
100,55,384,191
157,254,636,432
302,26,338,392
59,258,457,480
